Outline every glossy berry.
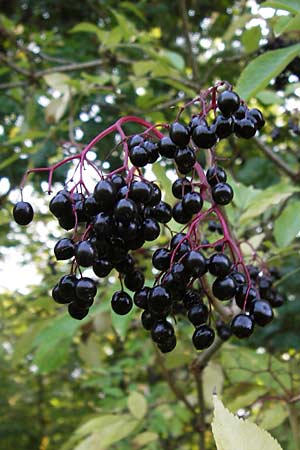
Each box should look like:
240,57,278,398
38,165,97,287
183,289,202,309
208,253,232,277
148,183,162,206
134,287,150,309
235,285,258,309
141,310,156,330
169,122,190,147
58,213,75,231
110,174,126,191
184,250,207,277
111,291,133,315
75,241,95,267
52,284,71,304
157,335,177,353
192,325,215,350
214,115,234,139
75,277,97,302
58,274,77,301
270,292,285,308
158,136,177,158
182,192,203,214
216,320,232,341
151,320,174,344
49,191,72,217
114,198,138,222
172,178,192,199
54,238,75,260
144,141,159,163
212,276,236,300
124,269,145,292
211,182,234,205
13,201,34,225
174,147,196,173
231,314,254,338
114,254,135,274
247,108,265,130
93,179,116,208
129,180,152,203
151,201,172,223
148,285,172,315
251,300,273,326
68,302,89,320
206,166,227,186
192,124,217,148
188,303,209,326
94,212,111,236
234,104,247,120
217,90,240,117
129,145,148,167
142,218,160,241
128,134,144,149
234,118,256,139
172,201,193,224
231,271,246,286
93,258,113,277
152,248,171,271
84,195,100,217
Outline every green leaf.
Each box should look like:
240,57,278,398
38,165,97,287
258,404,289,430
241,26,262,53
132,431,159,448
43,73,71,93
256,89,284,105
69,22,102,38
223,14,253,42
33,313,80,347
111,307,133,340
127,391,147,419
212,395,283,450
203,362,224,407
280,13,300,34
274,200,300,247
34,336,72,372
225,383,269,411
160,50,185,71
260,0,300,14
11,321,46,366
239,182,298,223
236,43,300,100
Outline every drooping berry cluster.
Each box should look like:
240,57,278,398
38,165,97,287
13,82,284,353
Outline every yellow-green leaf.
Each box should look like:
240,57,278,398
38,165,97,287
260,0,300,14
258,404,289,430
203,362,224,407
274,200,300,247
236,44,300,100
127,391,147,419
132,431,159,448
212,395,283,450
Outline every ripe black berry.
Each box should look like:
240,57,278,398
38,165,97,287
231,314,254,338
68,302,89,320
216,320,232,341
206,166,227,186
188,303,209,326
124,270,145,292
214,115,234,139
75,241,95,267
247,108,265,130
52,284,71,304
217,90,240,117
114,198,138,223
129,145,148,167
172,201,192,224
174,147,196,173
169,122,190,147
142,218,160,241
208,253,232,277
235,285,258,309
129,180,152,203
151,201,172,223
152,248,171,271
49,191,72,218
93,258,113,277
111,291,133,315
134,287,150,309
212,275,236,300
192,124,217,148
158,136,177,158
182,192,203,214
54,238,75,260
234,118,256,139
157,335,177,353
141,310,156,330
251,300,273,326
184,250,207,277
211,182,234,205
192,325,215,350
94,179,116,208
148,285,172,316
151,320,174,344
172,178,192,199
58,274,77,301
75,277,97,302
183,289,202,309
13,201,34,225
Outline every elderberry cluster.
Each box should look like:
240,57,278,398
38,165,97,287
13,85,283,354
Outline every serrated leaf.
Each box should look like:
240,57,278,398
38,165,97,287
203,362,224,407
260,0,300,14
258,404,289,430
132,431,158,448
241,26,262,53
274,200,300,247
127,391,147,419
236,44,300,100
212,395,283,450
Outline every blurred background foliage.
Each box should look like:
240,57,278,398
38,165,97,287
0,0,300,449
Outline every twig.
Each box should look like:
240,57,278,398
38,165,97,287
191,337,224,372
253,136,300,181
178,0,199,83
